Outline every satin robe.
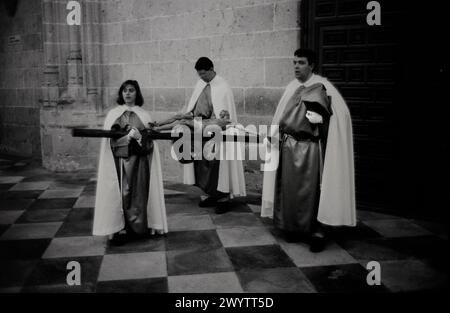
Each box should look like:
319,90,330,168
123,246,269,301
274,83,331,234
110,111,152,235
191,83,222,195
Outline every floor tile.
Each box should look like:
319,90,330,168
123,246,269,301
226,245,296,270
165,201,210,215
362,219,433,238
28,198,78,210
337,238,413,262
0,176,24,184
55,208,93,237
55,221,92,237
96,277,168,293
223,200,253,213
260,216,275,227
0,260,38,287
357,210,403,221
0,190,43,200
300,263,388,293
63,207,94,223
167,247,234,276
83,182,97,191
212,212,264,228
248,204,261,214
237,267,316,293
0,222,62,240
0,210,24,224
38,188,84,199
106,235,166,254
42,236,107,258
0,286,22,293
330,222,383,241
16,209,70,224
9,181,52,191
379,259,448,292
22,283,95,293
0,225,8,236
217,227,276,247
164,188,186,196
0,199,34,211
98,252,167,281
279,241,358,267
163,181,189,191
385,236,449,264
165,230,222,251
48,181,86,190
413,220,448,240
0,184,15,192
21,174,57,183
416,258,450,277
73,195,96,208
167,214,215,232
0,239,51,260
25,256,103,287
168,272,243,293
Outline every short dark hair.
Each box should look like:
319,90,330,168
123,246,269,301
116,80,144,106
294,48,317,67
195,57,214,71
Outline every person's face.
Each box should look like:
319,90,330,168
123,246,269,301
293,56,313,82
122,84,136,105
197,69,215,83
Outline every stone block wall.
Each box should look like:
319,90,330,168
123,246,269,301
0,0,44,159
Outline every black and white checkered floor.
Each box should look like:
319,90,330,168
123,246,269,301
0,157,447,293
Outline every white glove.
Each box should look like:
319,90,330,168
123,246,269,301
128,127,142,141
306,111,323,124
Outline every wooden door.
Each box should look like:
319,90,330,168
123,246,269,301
301,0,448,219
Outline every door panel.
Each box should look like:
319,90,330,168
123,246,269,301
301,0,448,219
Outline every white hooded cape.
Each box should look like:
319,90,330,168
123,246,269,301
93,105,168,236
181,75,246,197
261,74,356,226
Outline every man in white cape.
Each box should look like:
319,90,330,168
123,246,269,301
261,49,356,252
93,102,168,241
154,57,246,213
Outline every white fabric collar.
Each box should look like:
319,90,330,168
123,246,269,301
297,73,318,87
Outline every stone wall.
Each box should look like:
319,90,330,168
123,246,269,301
38,0,104,171
0,0,43,159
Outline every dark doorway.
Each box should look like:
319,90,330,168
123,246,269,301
301,0,448,221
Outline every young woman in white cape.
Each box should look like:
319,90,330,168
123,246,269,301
93,80,168,245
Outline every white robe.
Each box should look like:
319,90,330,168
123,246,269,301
181,75,246,197
261,74,356,226
93,105,168,236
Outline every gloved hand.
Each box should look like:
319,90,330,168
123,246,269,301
127,127,142,141
306,111,323,124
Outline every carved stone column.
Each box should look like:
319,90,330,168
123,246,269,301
40,0,101,172
82,0,103,112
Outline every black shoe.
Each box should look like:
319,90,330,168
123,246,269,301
108,233,127,246
309,235,326,253
215,201,230,214
284,231,302,243
199,196,218,207
126,231,147,241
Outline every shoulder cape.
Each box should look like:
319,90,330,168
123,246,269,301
93,105,168,236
